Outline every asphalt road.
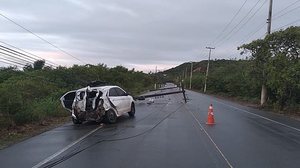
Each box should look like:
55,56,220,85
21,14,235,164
0,87,300,168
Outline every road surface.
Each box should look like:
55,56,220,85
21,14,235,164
0,87,299,168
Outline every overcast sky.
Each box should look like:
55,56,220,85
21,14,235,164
0,0,299,72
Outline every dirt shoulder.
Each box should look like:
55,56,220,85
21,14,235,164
0,116,70,150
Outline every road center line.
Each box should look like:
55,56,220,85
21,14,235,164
185,106,234,168
213,99,300,133
32,125,103,168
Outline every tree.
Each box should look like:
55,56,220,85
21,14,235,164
239,26,300,108
23,60,46,71
33,60,45,70
23,63,33,71
265,26,300,109
239,39,271,106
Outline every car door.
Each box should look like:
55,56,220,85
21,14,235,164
75,90,86,112
60,90,76,112
115,87,131,114
108,88,122,115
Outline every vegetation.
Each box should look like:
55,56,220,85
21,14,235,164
0,26,298,129
162,26,300,114
0,63,153,128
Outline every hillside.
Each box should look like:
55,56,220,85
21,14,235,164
162,57,299,114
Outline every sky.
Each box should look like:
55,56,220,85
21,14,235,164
0,0,299,72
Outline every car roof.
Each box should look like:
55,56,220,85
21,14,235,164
76,85,120,92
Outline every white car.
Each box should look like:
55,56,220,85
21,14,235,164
60,85,135,124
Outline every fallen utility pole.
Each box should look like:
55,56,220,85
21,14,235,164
135,84,187,103
149,86,179,92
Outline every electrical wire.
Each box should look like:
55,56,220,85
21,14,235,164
215,0,261,45
0,60,22,68
0,47,39,65
0,41,59,66
0,12,86,64
273,0,300,18
0,50,33,65
214,0,263,47
273,18,300,32
0,56,27,66
211,0,249,45
239,22,267,46
273,5,300,21
216,0,267,48
41,103,185,168
0,44,57,67
238,1,300,46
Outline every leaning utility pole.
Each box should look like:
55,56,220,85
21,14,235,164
204,47,215,93
261,0,273,106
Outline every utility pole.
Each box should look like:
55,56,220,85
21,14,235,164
189,61,193,89
155,66,157,90
267,0,273,34
261,0,273,106
204,47,215,93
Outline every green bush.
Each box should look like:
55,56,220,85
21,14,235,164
0,64,153,128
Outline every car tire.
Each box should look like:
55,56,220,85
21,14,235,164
105,110,117,124
128,103,135,117
72,117,82,124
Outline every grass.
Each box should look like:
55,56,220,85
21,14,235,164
0,116,70,149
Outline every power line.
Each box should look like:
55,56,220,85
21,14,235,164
273,18,300,32
211,0,249,45
273,5,300,21
0,50,33,64
0,44,57,67
0,12,86,64
214,0,263,47
240,2,300,45
0,60,22,68
258,20,300,40
0,56,27,66
273,0,300,18
0,46,38,63
217,0,267,48
0,41,59,66
239,22,267,45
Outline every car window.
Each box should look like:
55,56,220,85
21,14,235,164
115,87,126,96
87,90,97,98
109,88,118,96
79,91,85,100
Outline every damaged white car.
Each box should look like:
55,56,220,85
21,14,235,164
60,85,135,124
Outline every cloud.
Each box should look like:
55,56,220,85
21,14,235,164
0,0,299,71
96,2,138,18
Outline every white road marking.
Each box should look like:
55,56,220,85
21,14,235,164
213,99,300,133
32,125,103,168
185,106,234,168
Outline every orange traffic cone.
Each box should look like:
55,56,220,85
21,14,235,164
206,104,215,125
